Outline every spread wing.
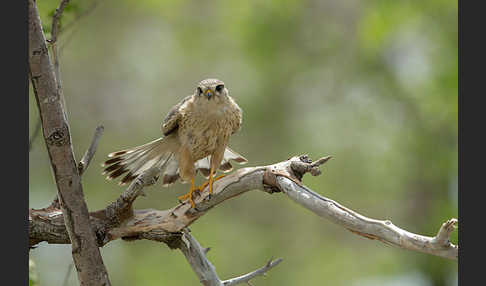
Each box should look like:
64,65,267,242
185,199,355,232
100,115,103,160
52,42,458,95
161,95,192,136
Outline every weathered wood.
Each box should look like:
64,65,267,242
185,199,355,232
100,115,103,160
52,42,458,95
178,230,223,286
222,258,283,286
29,156,458,261
276,176,458,260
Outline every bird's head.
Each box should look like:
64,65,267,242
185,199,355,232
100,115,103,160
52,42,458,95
195,78,228,101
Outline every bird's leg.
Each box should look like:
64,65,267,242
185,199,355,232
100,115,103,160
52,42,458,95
178,178,198,207
208,168,217,195
197,169,226,200
197,173,226,192
202,149,226,199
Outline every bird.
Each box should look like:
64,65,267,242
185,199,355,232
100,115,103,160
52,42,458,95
102,78,247,207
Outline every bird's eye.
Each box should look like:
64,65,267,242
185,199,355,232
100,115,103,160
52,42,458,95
197,87,203,94
215,85,224,92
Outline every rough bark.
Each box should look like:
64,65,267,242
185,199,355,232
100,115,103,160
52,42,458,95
28,0,111,285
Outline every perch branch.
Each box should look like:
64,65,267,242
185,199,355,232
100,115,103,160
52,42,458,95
29,155,458,261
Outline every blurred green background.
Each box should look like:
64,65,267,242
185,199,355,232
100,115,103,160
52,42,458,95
29,0,458,285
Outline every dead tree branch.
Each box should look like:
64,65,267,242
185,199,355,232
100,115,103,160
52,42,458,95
29,154,457,284
222,258,283,286
59,0,100,38
29,155,458,261
176,229,282,286
275,176,458,260
49,0,70,44
28,0,111,284
177,229,222,286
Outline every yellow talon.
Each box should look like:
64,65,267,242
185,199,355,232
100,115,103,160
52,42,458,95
178,179,198,207
198,173,225,194
198,174,225,193
178,173,226,207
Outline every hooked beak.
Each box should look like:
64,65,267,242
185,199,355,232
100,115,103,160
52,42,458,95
204,89,213,99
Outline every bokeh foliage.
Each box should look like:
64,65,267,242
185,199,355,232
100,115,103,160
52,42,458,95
30,0,457,285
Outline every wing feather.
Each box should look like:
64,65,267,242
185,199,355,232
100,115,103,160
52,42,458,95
161,95,192,136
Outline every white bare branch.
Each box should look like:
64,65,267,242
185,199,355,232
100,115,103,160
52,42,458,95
222,258,283,286
177,229,283,286
177,229,223,286
276,175,458,260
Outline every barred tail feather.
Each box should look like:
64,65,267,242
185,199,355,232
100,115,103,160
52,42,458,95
103,136,180,186
103,136,248,185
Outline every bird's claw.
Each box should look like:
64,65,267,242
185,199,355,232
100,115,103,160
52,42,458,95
177,190,196,208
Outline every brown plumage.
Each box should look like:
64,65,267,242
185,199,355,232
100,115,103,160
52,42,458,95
102,78,247,206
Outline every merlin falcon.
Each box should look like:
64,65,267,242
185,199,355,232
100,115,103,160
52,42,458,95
102,79,247,207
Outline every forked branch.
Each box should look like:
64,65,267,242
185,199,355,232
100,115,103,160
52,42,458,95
175,229,282,286
29,155,458,261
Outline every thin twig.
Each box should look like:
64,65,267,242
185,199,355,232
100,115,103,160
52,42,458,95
49,0,70,118
78,125,104,176
222,258,283,286
59,0,102,54
59,0,100,38
49,0,71,44
29,119,42,152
